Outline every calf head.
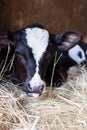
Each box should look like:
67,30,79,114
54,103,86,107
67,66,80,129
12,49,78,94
15,25,81,98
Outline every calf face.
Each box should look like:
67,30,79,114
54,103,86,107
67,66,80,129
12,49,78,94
14,24,81,97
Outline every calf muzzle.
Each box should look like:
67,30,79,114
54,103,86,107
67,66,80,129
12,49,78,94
22,83,45,98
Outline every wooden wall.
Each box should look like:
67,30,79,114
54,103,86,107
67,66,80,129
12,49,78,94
0,0,87,35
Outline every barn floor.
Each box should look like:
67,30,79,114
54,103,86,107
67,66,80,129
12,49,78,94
0,65,87,130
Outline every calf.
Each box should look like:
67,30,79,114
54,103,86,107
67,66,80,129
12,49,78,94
13,24,81,98
46,41,87,86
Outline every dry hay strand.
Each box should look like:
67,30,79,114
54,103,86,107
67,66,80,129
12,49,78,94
0,49,87,130
0,66,87,130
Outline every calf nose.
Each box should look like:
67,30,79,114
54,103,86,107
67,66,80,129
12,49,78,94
22,83,32,92
22,83,45,96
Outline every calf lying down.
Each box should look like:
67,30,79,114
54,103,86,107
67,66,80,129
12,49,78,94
46,41,87,87
12,24,82,98
0,24,86,98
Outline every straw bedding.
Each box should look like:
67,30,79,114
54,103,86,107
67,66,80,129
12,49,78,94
0,64,87,130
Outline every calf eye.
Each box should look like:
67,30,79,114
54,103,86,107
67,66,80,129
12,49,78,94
15,50,27,64
15,50,21,56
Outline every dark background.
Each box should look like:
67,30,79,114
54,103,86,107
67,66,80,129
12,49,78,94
0,0,87,35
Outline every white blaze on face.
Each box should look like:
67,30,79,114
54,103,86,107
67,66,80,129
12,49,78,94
29,69,45,88
25,27,49,87
68,45,86,64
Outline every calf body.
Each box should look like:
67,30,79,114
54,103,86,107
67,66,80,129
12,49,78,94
46,41,87,86
68,42,87,64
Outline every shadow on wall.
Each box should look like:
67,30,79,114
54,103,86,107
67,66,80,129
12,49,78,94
0,0,87,35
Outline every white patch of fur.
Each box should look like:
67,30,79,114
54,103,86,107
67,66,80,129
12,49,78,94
25,27,49,88
29,71,46,88
68,45,86,64
25,27,49,65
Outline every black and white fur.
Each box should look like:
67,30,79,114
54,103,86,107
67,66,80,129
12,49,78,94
13,24,81,98
46,41,87,86
68,42,87,64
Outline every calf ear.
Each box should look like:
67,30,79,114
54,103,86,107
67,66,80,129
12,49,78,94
55,30,82,51
0,32,14,49
0,39,14,48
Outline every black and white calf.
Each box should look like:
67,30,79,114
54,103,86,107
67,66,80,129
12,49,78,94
13,24,81,98
46,41,87,86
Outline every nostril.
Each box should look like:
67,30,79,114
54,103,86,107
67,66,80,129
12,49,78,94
23,83,45,95
27,83,33,92
39,85,44,92
28,84,32,90
22,83,33,93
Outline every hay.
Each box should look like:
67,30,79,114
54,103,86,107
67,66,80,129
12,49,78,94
0,65,87,130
